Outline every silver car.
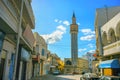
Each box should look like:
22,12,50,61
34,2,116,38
80,73,99,80
100,76,120,80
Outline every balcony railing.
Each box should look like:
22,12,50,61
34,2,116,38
103,40,120,56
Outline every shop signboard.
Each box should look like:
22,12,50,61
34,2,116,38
21,48,30,61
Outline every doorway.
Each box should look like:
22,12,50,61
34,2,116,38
9,54,15,80
21,61,27,80
0,50,7,80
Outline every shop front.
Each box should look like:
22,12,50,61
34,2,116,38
0,31,5,52
21,47,30,80
0,31,5,80
16,47,31,80
99,59,120,76
32,55,40,77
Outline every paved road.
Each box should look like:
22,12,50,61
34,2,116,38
30,74,82,80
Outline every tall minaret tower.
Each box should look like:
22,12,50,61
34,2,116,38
70,12,78,67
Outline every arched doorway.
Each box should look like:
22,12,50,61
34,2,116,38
102,31,108,46
116,22,120,40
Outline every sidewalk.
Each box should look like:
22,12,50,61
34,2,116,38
29,76,41,80
29,75,50,80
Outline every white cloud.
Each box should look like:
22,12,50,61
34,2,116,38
78,48,87,52
63,20,70,26
58,20,62,23
81,29,95,35
80,29,95,41
88,50,95,53
54,19,70,26
87,44,94,48
57,25,66,33
80,34,95,41
54,19,58,22
41,25,66,44
77,23,80,25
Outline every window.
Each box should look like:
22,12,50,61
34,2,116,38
108,28,116,43
118,27,120,40
67,69,70,71
42,49,44,56
102,32,108,46
36,45,39,53
116,22,120,40
66,60,72,65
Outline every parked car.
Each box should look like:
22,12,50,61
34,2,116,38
52,70,60,75
80,73,99,80
100,76,120,80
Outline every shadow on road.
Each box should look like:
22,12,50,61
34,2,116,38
30,74,77,80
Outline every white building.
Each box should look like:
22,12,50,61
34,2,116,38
34,32,48,76
95,6,120,76
85,52,95,72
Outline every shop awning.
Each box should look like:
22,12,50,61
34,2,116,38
32,55,40,63
99,59,120,68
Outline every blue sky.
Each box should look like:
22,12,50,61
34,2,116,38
31,0,120,60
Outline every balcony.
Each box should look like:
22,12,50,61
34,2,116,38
22,24,35,50
103,40,120,56
24,0,35,29
40,55,46,60
11,0,35,29
32,54,40,63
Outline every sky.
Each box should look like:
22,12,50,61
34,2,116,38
31,0,120,60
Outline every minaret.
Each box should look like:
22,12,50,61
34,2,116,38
70,12,78,67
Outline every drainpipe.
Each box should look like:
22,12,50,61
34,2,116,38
12,0,24,80
98,26,103,76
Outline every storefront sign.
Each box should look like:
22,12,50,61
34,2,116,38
21,48,30,61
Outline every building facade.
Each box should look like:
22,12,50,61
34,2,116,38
95,6,120,76
49,53,60,73
64,58,89,74
31,47,40,77
34,32,48,76
86,52,95,72
64,58,74,74
77,58,89,74
0,0,35,80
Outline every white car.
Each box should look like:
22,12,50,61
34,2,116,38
53,70,60,75
80,73,99,80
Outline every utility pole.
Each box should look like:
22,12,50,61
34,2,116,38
13,0,24,80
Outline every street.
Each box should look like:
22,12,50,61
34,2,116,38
1,1,120,80
31,74,82,80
